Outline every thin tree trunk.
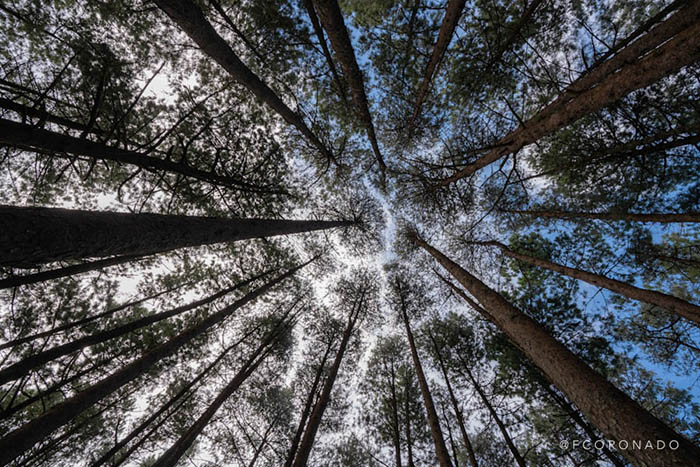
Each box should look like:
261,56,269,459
0,205,352,266
151,300,298,467
311,0,388,182
0,271,267,386
413,235,700,466
398,295,453,467
0,281,193,351
427,330,479,467
284,339,334,467
248,416,279,467
440,402,460,467
291,290,365,467
0,260,310,465
152,0,334,164
409,0,466,133
389,360,403,467
0,118,280,193
461,364,526,467
436,2,700,185
0,97,102,134
486,0,544,70
471,240,700,325
404,379,416,467
501,209,700,223
301,0,347,103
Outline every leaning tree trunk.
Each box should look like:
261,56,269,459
398,294,453,467
502,208,700,223
413,236,700,466
0,205,352,266
408,0,466,133
0,260,310,466
472,240,700,325
311,0,388,182
436,1,700,185
0,270,269,385
291,291,365,467
152,0,334,164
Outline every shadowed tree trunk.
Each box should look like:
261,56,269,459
0,97,103,134
408,0,466,133
0,260,311,465
396,284,453,467
291,289,365,467
388,359,403,467
0,205,352,266
470,240,700,325
0,270,271,385
404,377,417,467
152,0,335,164
501,209,700,223
311,0,388,183
412,235,700,466
436,2,700,186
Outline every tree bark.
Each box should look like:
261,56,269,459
436,2,700,186
0,118,280,193
0,205,352,266
311,0,388,182
398,294,453,467
472,240,700,325
501,209,700,223
291,290,365,467
152,0,334,164
0,271,268,385
0,261,310,465
409,0,466,133
413,236,700,466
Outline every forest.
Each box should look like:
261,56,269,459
0,0,699,465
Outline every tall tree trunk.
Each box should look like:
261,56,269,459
471,240,700,325
408,0,466,133
403,379,417,467
413,236,700,466
460,364,526,467
436,2,700,186
291,290,365,467
427,330,479,467
0,281,193,351
152,0,334,164
398,297,453,467
0,271,269,385
151,301,298,467
301,0,347,103
0,260,310,465
284,339,334,467
0,205,352,266
311,0,388,182
501,209,700,223
389,360,403,467
0,118,280,193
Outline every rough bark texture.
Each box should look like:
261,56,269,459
399,299,453,467
0,262,308,465
311,0,387,180
503,209,700,223
437,2,700,185
474,240,700,325
0,205,352,266
0,118,276,192
409,0,466,132
415,236,700,466
152,0,334,163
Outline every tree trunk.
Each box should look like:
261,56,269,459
291,290,365,467
472,240,700,325
152,0,334,164
0,271,268,386
413,236,700,466
436,2,700,185
284,340,334,467
502,209,700,223
427,330,479,467
397,284,453,467
151,303,296,467
248,416,278,467
311,0,388,182
389,360,403,467
0,97,102,134
461,364,526,467
0,118,280,193
0,260,310,465
0,205,352,266
409,0,466,133
404,379,417,467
